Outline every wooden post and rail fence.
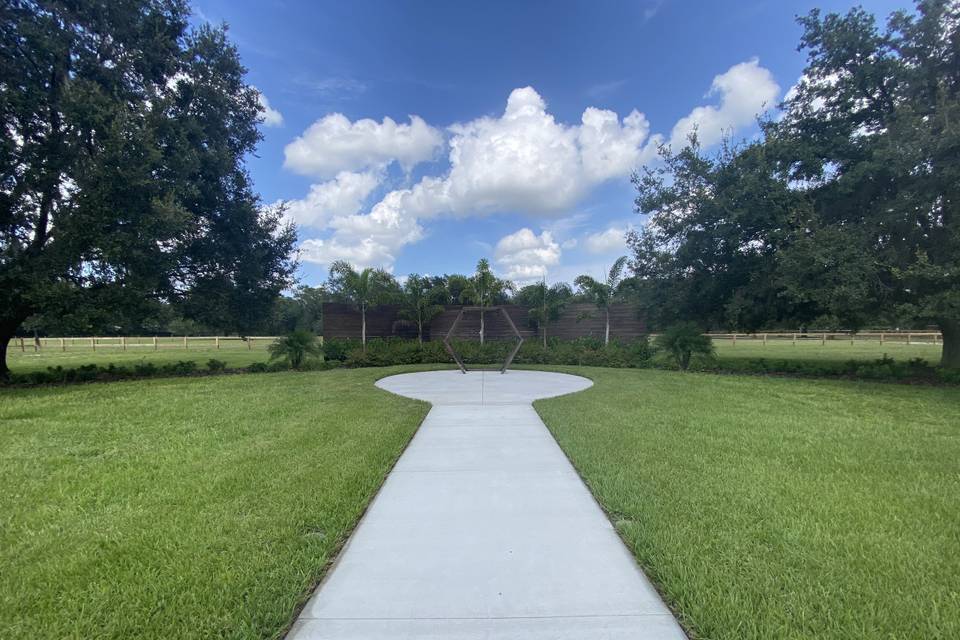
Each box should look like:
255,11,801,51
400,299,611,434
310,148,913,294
693,331,943,346
13,336,288,353
12,331,942,354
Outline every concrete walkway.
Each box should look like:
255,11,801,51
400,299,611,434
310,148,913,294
288,370,686,639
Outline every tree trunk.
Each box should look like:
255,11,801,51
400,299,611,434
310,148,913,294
0,313,28,380
480,308,485,345
0,332,10,380
542,288,547,349
941,320,960,369
361,303,367,353
604,308,610,346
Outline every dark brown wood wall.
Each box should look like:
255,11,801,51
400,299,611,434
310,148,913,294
322,303,645,341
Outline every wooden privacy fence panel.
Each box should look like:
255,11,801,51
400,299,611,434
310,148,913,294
320,303,646,341
322,303,403,339
430,305,535,340
546,303,648,340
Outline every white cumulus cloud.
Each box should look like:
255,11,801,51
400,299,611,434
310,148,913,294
289,60,778,271
257,92,284,127
669,58,779,149
494,228,562,282
281,171,379,229
407,87,659,218
584,226,629,254
283,113,443,178
298,188,424,269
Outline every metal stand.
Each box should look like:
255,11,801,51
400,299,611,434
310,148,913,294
443,306,524,374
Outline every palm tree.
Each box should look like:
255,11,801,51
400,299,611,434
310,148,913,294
468,259,512,345
397,274,445,345
328,261,397,352
268,330,323,369
519,279,573,348
574,256,629,346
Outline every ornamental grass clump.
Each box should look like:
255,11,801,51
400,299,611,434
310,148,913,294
655,323,714,371
268,330,323,369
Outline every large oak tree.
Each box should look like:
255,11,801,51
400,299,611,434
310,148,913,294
0,1,296,376
630,0,960,368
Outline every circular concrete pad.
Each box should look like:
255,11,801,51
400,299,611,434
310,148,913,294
376,369,593,404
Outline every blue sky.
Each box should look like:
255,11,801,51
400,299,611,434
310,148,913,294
192,0,904,286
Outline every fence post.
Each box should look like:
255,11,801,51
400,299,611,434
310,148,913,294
20,337,25,352
907,333,912,345
821,333,826,345
249,337,254,351
732,333,736,347
91,337,96,351
792,333,797,345
215,336,220,350
122,336,126,351
153,336,158,351
60,337,65,352
880,332,884,345
763,333,768,346
850,334,854,346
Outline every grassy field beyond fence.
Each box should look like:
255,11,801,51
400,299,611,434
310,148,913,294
7,336,276,373
710,333,942,364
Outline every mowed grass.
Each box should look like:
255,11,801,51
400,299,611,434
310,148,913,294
534,367,960,639
713,337,941,364
0,366,434,639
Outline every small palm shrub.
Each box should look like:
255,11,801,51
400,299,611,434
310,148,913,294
655,323,714,371
268,330,323,369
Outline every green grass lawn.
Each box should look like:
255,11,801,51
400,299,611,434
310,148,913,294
534,367,960,639
7,343,272,374
713,337,942,364
0,366,434,639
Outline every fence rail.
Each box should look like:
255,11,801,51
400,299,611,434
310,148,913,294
700,332,943,345
12,336,283,353
11,331,943,354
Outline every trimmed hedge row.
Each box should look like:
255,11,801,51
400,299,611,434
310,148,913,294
327,337,656,369
693,354,960,384
325,337,959,384
3,357,337,387
4,337,958,387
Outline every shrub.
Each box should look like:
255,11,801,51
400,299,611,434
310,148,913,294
322,337,357,362
206,359,227,372
655,323,715,371
134,362,159,376
163,360,197,375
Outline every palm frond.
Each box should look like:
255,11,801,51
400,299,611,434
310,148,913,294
607,256,628,288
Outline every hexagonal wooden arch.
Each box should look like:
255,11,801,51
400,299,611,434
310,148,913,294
443,306,523,374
